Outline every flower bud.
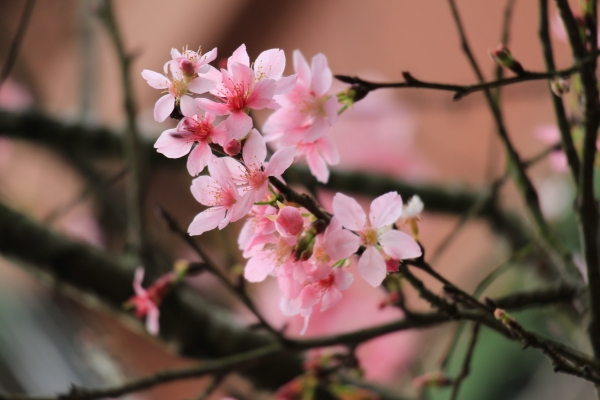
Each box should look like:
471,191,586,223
178,58,195,77
489,44,525,75
276,206,305,237
550,77,570,97
223,139,241,156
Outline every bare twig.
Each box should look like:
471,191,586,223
0,0,36,87
449,323,481,400
98,0,146,258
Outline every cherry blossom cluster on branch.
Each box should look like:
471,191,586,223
137,44,423,334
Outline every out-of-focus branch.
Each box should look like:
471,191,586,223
98,0,146,258
0,200,303,390
494,285,579,310
447,0,580,282
335,61,593,101
0,110,529,243
0,0,36,86
0,344,283,400
449,323,480,400
554,1,600,380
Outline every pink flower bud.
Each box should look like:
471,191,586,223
178,58,195,77
276,206,304,237
489,44,524,74
223,139,241,156
385,258,400,272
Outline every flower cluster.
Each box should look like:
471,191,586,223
141,44,423,334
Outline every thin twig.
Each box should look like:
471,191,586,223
449,323,481,400
447,0,581,282
98,0,146,258
157,207,286,341
0,0,36,87
194,373,227,400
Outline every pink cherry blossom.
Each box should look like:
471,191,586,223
142,65,216,122
332,192,422,287
294,134,340,183
238,205,278,257
188,158,254,236
196,45,296,139
154,112,229,175
127,267,172,335
275,206,305,238
244,236,297,282
225,129,296,202
166,46,217,77
534,125,568,172
263,50,338,143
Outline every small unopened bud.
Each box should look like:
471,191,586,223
489,44,525,75
385,258,400,272
276,206,304,237
223,139,241,156
550,77,570,97
178,58,195,77
494,308,520,336
412,371,452,388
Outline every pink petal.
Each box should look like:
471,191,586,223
226,111,253,139
254,49,286,80
146,306,160,335
306,144,329,183
316,136,340,165
196,98,230,116
190,175,220,205
293,50,312,87
302,117,329,143
180,94,199,117
332,193,367,231
244,251,276,282
549,151,569,172
154,94,175,122
203,66,226,96
200,47,218,67
154,129,194,158
170,48,182,59
370,192,403,228
310,54,332,96
321,287,342,312
210,121,231,146
186,142,212,176
276,206,304,237
141,70,169,89
188,76,216,94
230,62,255,94
188,207,226,235
357,246,386,287
243,129,267,168
333,268,353,291
300,285,321,309
228,44,250,70
231,192,255,222
265,146,296,177
324,229,360,260
263,107,306,133
379,229,422,259
247,79,277,110
323,95,338,126
274,74,298,95
133,267,146,295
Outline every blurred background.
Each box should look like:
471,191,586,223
0,0,593,399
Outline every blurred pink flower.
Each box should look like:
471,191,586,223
127,268,172,335
0,79,33,111
534,124,569,172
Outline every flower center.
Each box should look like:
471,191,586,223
361,228,379,246
226,84,248,111
248,169,267,189
169,79,188,97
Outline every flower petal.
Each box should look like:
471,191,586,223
154,129,194,158
186,142,212,176
311,54,332,96
293,50,311,87
243,129,267,168
357,246,386,287
141,70,169,89
316,136,340,165
179,94,199,117
188,207,226,236
265,146,296,177
369,192,403,229
324,228,360,260
188,76,216,94
254,48,286,80
154,94,174,122
190,175,220,205
195,98,230,116
247,78,277,110
332,193,366,231
228,44,250,70
379,229,422,260
274,74,298,95
305,144,329,183
244,251,276,282
146,306,160,335
321,287,342,312
226,111,253,140
333,268,353,291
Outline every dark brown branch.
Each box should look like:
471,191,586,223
494,285,579,311
269,176,331,222
335,62,588,101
